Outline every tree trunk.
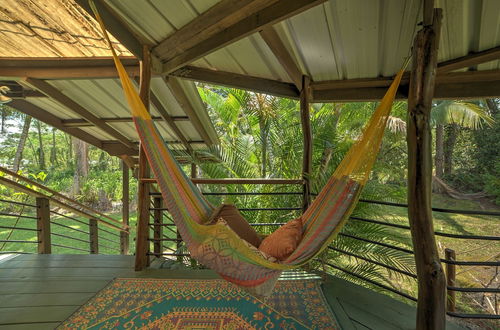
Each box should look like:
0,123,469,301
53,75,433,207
13,115,32,172
50,128,57,166
434,124,444,178
36,120,46,170
485,98,498,116
72,137,89,196
259,118,269,177
443,123,458,176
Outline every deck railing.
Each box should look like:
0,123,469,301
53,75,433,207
147,181,499,321
0,196,127,255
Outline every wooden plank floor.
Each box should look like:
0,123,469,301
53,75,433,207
0,254,464,329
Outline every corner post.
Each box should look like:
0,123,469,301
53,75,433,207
121,160,130,254
445,248,456,312
407,6,446,329
36,197,51,254
89,218,99,254
300,75,312,213
135,45,152,270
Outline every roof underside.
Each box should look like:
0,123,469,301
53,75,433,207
1,0,499,162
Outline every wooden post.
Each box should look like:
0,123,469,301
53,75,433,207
120,160,130,254
153,197,163,256
407,7,446,329
445,248,456,312
36,197,51,254
89,218,99,254
135,45,152,271
300,75,312,213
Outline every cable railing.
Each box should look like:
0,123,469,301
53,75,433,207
147,187,499,321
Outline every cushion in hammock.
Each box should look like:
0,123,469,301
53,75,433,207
209,204,262,248
258,218,303,261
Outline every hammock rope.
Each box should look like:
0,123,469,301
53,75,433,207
90,0,405,296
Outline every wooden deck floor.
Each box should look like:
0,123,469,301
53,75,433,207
0,254,464,329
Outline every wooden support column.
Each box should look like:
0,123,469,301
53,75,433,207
445,248,456,313
135,45,152,271
300,75,312,212
153,197,163,256
36,197,51,254
89,218,99,254
407,6,446,329
121,160,130,254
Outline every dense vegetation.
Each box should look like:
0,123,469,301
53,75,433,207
0,93,498,323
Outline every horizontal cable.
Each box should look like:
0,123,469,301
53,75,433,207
97,235,118,244
358,199,500,216
50,211,88,226
0,251,33,254
0,212,37,220
440,259,500,267
323,261,417,302
51,233,90,244
0,240,39,243
328,246,417,279
447,312,500,320
97,243,119,251
0,225,39,232
351,217,500,240
50,221,88,235
339,233,414,254
448,286,500,293
52,243,89,252
0,199,36,207
98,227,121,238
202,192,303,196
240,207,301,211
148,238,182,242
249,222,285,227
147,252,191,257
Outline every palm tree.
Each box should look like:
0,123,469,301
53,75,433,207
432,101,494,178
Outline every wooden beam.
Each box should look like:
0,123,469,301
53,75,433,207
0,57,139,79
36,197,51,254
155,0,275,61
25,78,136,149
121,160,130,255
163,76,213,144
171,66,299,99
407,8,446,329
260,27,304,89
437,45,500,73
135,45,152,271
150,92,193,153
423,0,434,26
61,116,188,127
162,0,327,74
142,178,304,185
300,75,312,212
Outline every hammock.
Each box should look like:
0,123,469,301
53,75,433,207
91,1,404,297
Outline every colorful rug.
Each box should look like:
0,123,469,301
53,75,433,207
58,278,338,329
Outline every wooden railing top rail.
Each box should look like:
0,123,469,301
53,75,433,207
140,177,304,184
0,176,126,232
0,166,122,226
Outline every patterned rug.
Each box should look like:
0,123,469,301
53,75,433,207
58,278,338,329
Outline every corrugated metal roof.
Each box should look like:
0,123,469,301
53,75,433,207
104,0,499,82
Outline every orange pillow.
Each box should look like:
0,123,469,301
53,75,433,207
258,218,303,261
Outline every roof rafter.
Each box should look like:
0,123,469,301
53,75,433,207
259,26,304,89
25,78,137,150
61,116,188,127
162,0,327,74
437,45,500,73
171,66,299,99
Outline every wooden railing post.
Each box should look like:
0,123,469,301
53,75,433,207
445,248,456,312
135,45,152,270
121,160,130,255
407,4,446,329
153,197,163,256
300,75,312,213
89,218,99,254
36,197,51,254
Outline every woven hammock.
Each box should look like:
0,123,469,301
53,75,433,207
91,1,404,297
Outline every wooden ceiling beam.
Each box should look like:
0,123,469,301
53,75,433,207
61,116,188,127
25,78,137,150
437,45,500,73
162,0,327,74
260,26,304,89
150,91,193,152
171,66,299,99
162,76,213,145
154,0,275,61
